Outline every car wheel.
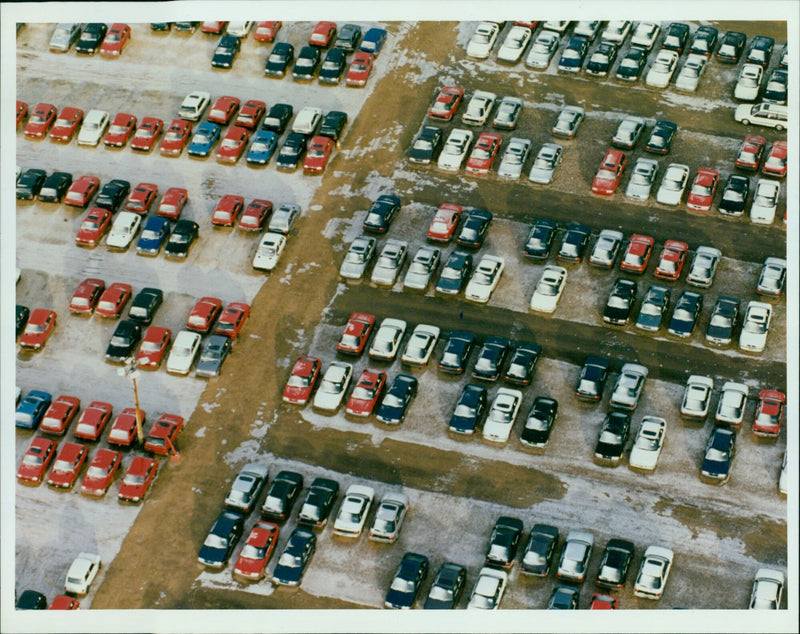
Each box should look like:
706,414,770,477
775,124,784,131
741,118,750,125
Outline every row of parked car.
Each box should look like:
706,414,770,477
16,551,104,610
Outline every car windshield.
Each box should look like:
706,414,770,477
608,295,629,309
710,314,732,327
135,128,152,138
86,466,108,479
22,453,43,466
142,230,160,240
53,459,72,472
428,585,452,601
563,49,580,59
596,169,617,180
165,132,182,142
390,576,414,593
351,387,374,400
692,183,712,196
80,220,99,231
240,544,265,560
706,447,728,462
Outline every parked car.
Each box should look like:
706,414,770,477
472,336,510,382
297,478,340,528
716,30,747,63
437,128,473,171
557,530,594,582
718,174,750,216
376,374,418,426
385,552,429,610
264,42,294,77
332,484,375,537
520,396,558,449
424,563,467,609
271,529,316,586
654,240,688,281
77,109,109,146
484,517,524,569
557,222,591,262
557,36,589,73
166,330,201,374
675,54,707,92
197,510,244,569
313,362,353,412
530,265,568,314
705,296,739,346
680,375,714,419
528,143,563,184
667,290,704,337
575,356,610,401
19,308,57,350
644,120,677,154
369,492,409,542
345,368,387,417
700,427,736,484
466,22,499,59
17,437,57,484
734,102,787,130
233,521,279,581
467,567,507,610
750,179,781,224
628,416,667,471
645,49,679,88
615,46,647,81
633,546,674,599
715,381,749,428
64,553,101,595
340,235,377,281
551,105,585,138
47,441,87,489
686,246,721,287
282,355,322,405
750,568,785,609
448,383,488,436
195,335,233,378
362,194,401,234
465,255,504,303
756,257,786,297
594,411,632,465
260,471,304,522
591,148,627,196
603,278,637,326
482,388,522,444
497,137,531,180
164,219,198,259
526,30,560,69
686,168,719,212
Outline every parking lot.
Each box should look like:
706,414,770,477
10,13,793,631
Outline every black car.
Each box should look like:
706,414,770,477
16,168,47,200
615,46,648,82
16,305,30,338
195,334,233,377
718,174,749,216
385,552,429,609
150,23,172,32
76,23,107,54
688,25,718,56
272,528,316,586
164,219,198,259
705,296,739,346
319,110,348,144
275,132,308,171
700,427,736,484
38,171,72,203
362,194,401,234
127,287,163,325
376,374,418,425
438,330,475,374
15,590,48,610
603,278,637,326
763,69,788,105
745,35,775,67
503,341,541,385
557,222,591,262
456,209,493,249
575,355,611,401
105,320,142,363
661,22,690,53
521,524,560,576
594,411,631,465
524,218,558,259
596,538,636,588
95,178,131,212
520,396,558,448
557,35,589,73
485,516,524,569
262,103,293,133
409,126,443,165
548,585,579,610
471,336,509,382
644,120,677,154
197,510,245,568
260,470,304,522
435,250,472,295
211,33,240,69
335,23,362,52
635,284,670,332
667,290,703,338
716,30,746,63
264,42,295,77
585,41,618,77
448,383,488,435
292,45,321,80
424,562,467,609
297,477,340,528
318,47,347,84
174,21,200,32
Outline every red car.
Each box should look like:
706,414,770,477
734,135,765,171
762,140,787,178
427,203,463,242
590,593,618,610
282,355,322,404
211,194,245,227
591,148,627,196
125,182,159,214
346,368,387,417
39,394,81,435
46,441,88,489
64,175,100,208
118,456,159,503
80,448,122,496
428,86,464,121
686,167,719,212
99,23,131,56
73,400,113,441
216,125,250,163
654,240,689,280
214,302,251,339
234,521,280,580
103,112,137,147
19,308,57,350
144,413,184,455
619,234,655,274
49,106,84,142
17,100,28,128
108,407,146,447
136,325,172,369
130,116,164,152
75,207,113,247
207,95,240,125
186,297,223,333
96,282,132,318
23,102,57,138
17,437,57,485
336,312,376,355
160,119,192,156
49,596,80,610
303,135,334,174
309,21,337,46
346,51,374,87
201,21,227,34
69,277,105,314
753,389,785,438
465,132,502,176
254,21,282,42
239,199,273,231
235,99,266,129
157,187,188,220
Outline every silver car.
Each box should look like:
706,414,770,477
625,158,659,201
557,530,594,582
525,30,560,69
339,235,376,280
686,246,721,287
609,363,648,410
715,381,748,427
49,23,82,52
756,256,786,297
371,239,408,287
403,246,440,290
368,492,408,543
400,324,440,366
223,463,269,514
368,318,407,361
497,137,531,180
268,203,301,235
528,143,563,184
588,229,623,268
675,54,707,92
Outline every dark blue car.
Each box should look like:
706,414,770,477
385,552,429,609
15,390,52,429
448,383,487,435
272,529,316,586
197,510,244,569
246,129,278,165
187,121,221,158
360,27,387,57
375,374,418,425
136,216,171,256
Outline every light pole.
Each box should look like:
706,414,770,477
117,357,144,446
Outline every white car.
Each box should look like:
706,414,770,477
292,107,323,136
757,256,786,297
645,50,679,88
268,203,301,235
178,91,211,121
750,568,785,609
466,22,499,59
49,23,82,52
715,381,749,427
542,21,569,33
680,375,714,419
656,163,690,206
750,179,780,224
628,416,666,471
313,362,353,412
734,102,788,130
630,22,660,49
497,25,531,63
465,255,504,303
437,128,473,171
106,211,141,251
492,96,523,130
525,30,560,69
734,64,764,101
634,546,674,599
612,116,646,149
332,484,375,537
482,387,522,443
609,363,648,410
252,232,286,272
371,239,408,287
551,106,584,138
528,143,563,184
601,20,631,44
403,246,440,290
166,330,202,375
529,265,567,313
461,91,496,126
64,552,101,595
77,109,109,146
367,492,408,543
497,137,531,180
686,246,721,288
588,229,623,268
226,21,253,38
339,235,376,281
557,530,594,582
674,54,707,92
626,158,659,201
400,324,440,366
467,567,507,610
368,317,407,361
739,301,772,353
573,21,601,41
